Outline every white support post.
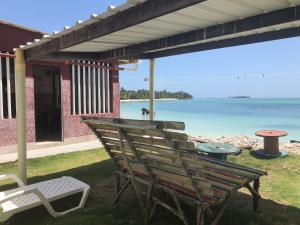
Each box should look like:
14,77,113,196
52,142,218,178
97,62,101,113
88,61,91,114
93,62,96,114
0,54,3,119
6,54,12,119
77,62,81,114
107,64,111,113
71,62,76,115
149,59,155,121
102,63,106,113
15,49,27,184
82,61,86,114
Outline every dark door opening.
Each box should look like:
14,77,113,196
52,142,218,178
33,65,62,142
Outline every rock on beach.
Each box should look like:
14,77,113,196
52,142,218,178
189,135,300,155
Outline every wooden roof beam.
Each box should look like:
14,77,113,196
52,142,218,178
148,27,300,59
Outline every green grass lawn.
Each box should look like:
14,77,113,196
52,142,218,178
0,149,299,225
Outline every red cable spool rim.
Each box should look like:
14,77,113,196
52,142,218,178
255,130,288,137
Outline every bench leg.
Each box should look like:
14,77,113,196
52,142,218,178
253,179,260,212
196,206,205,225
146,184,153,213
115,171,121,196
245,179,261,212
149,201,158,222
210,194,233,225
149,190,189,225
113,177,131,204
171,191,189,225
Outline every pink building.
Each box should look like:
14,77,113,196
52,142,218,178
0,20,120,152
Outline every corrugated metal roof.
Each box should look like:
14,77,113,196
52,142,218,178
21,0,300,56
21,0,147,49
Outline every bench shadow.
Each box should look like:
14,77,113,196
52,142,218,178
2,159,300,225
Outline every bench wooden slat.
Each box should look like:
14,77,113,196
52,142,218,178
82,117,267,220
83,117,185,130
116,160,214,197
114,118,185,130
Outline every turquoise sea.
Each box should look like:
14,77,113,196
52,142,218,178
121,98,300,141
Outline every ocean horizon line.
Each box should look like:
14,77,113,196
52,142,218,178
121,97,300,101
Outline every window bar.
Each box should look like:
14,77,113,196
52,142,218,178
71,62,76,115
102,62,106,113
107,63,111,113
82,60,86,114
14,57,17,115
77,61,81,115
0,54,3,119
93,61,97,114
97,62,101,113
88,61,92,114
6,54,12,119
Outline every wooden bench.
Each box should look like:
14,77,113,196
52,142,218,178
82,117,267,225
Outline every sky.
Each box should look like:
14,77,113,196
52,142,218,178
2,0,300,98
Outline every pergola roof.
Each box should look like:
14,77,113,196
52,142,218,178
22,0,300,61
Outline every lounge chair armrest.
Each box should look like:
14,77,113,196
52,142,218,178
0,186,39,204
0,174,25,187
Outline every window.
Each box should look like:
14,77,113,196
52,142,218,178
71,61,112,115
0,53,16,119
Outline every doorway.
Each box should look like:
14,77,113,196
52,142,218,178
33,65,62,142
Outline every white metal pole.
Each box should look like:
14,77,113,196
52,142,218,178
77,62,81,114
93,62,96,114
83,61,86,114
102,63,106,113
6,54,12,119
0,54,3,119
107,63,111,113
71,62,76,115
97,62,101,113
15,49,27,184
149,59,155,121
88,61,91,114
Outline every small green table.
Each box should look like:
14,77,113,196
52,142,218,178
196,142,241,160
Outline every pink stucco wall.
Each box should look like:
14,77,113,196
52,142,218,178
0,62,36,147
0,60,120,149
61,62,120,140
25,62,36,143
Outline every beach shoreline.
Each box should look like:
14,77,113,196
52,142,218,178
189,135,300,155
121,98,179,102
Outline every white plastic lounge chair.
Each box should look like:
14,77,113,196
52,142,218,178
0,174,90,222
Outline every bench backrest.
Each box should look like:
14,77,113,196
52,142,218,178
82,117,266,203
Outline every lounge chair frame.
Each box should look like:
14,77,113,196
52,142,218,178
0,175,90,222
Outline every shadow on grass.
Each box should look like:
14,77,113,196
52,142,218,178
3,159,300,225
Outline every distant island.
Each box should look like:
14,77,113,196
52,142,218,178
228,96,250,99
120,88,193,100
